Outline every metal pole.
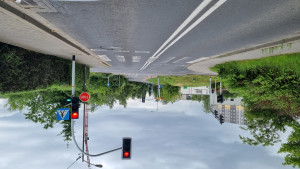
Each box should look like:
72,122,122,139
220,81,222,94
82,65,86,162
119,74,120,88
215,79,216,93
71,118,122,157
157,76,160,98
209,77,211,94
84,65,86,92
82,103,85,162
70,67,122,157
72,55,76,97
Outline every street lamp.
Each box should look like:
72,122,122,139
67,155,103,169
82,158,103,168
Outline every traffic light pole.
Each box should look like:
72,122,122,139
220,81,222,94
70,57,123,158
82,65,86,162
72,55,76,97
157,76,160,98
71,120,122,157
215,80,217,92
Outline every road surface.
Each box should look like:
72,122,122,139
33,0,300,80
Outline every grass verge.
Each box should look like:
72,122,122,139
210,53,300,75
147,75,217,87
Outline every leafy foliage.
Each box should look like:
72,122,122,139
212,54,300,168
239,109,295,146
4,89,72,142
213,55,300,116
147,75,217,87
159,84,181,104
192,95,210,113
0,42,89,93
88,73,148,109
278,123,300,168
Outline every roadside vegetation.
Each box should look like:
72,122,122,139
147,75,217,87
211,53,300,168
0,42,88,94
0,42,88,146
211,53,300,116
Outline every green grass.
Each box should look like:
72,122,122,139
210,53,300,75
147,75,217,87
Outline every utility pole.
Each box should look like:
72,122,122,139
215,80,217,93
70,58,122,161
82,65,86,162
220,81,222,94
157,76,160,98
72,55,75,97
209,76,211,94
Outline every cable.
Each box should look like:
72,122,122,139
67,156,81,169
71,119,122,157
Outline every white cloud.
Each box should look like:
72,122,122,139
0,98,294,169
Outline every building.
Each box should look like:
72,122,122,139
180,86,209,100
210,92,245,125
180,86,210,95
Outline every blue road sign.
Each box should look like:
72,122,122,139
107,83,110,87
57,108,69,120
160,85,163,88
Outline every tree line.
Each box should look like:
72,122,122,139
213,55,300,168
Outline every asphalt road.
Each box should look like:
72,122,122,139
37,0,300,80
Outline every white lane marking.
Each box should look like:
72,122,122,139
155,0,227,59
116,55,125,62
90,49,108,51
151,0,212,59
140,0,227,70
163,57,176,63
115,50,130,53
134,51,150,54
132,56,141,62
97,55,111,61
141,61,151,70
172,57,189,63
110,46,122,49
140,0,211,70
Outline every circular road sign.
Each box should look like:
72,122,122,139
80,92,90,102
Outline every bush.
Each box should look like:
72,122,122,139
0,42,89,93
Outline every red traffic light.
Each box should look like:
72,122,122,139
124,152,129,157
122,138,131,159
71,112,79,119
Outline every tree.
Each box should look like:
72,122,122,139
278,123,300,168
4,90,72,142
159,84,180,104
239,108,294,146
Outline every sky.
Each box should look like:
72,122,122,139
0,97,294,169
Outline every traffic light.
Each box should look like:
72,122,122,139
71,97,80,119
66,97,72,104
217,95,224,103
220,114,224,125
122,137,132,160
214,110,218,118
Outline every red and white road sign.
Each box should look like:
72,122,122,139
80,92,90,102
